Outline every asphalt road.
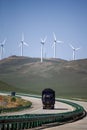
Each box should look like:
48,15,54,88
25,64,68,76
44,100,87,130
0,93,87,130
0,95,74,116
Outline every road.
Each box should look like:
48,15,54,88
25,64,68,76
0,95,74,116
0,93,87,130
44,100,87,130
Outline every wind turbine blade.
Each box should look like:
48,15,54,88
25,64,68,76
53,32,56,41
43,36,47,42
2,39,6,45
69,44,74,49
57,40,63,43
22,33,24,41
41,38,43,43
24,42,28,46
76,48,80,51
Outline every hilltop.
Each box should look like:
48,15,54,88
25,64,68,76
0,56,87,99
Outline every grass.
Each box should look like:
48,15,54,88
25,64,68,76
0,56,87,99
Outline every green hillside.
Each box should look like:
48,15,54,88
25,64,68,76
0,80,23,92
0,56,87,99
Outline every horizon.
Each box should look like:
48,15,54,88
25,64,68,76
0,55,87,62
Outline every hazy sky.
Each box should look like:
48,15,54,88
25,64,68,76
0,0,87,60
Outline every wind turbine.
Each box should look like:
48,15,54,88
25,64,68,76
0,39,6,60
40,36,47,62
70,44,80,60
19,33,28,56
52,32,63,58
44,47,47,59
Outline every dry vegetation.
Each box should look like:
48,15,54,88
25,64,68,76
0,95,31,108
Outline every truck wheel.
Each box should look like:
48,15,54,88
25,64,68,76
51,106,54,109
43,106,46,109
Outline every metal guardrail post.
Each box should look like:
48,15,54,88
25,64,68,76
7,123,10,130
18,123,21,129
1,124,5,130
26,122,29,129
33,121,37,128
21,122,23,129
25,122,28,129
38,120,41,126
29,121,33,128
15,123,17,129
23,122,26,129
35,120,38,127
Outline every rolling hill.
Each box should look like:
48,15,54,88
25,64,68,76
0,55,87,99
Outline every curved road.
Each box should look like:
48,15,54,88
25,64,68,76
0,93,87,130
1,95,73,116
44,100,87,130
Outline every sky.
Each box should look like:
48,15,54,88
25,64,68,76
0,0,87,60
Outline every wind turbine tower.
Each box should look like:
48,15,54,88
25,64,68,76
0,39,6,60
40,36,47,62
52,32,63,58
19,33,28,56
70,44,80,60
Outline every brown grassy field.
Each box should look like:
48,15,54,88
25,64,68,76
0,95,31,108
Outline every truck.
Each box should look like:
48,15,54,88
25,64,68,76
42,88,55,109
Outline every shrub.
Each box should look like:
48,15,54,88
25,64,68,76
11,97,16,102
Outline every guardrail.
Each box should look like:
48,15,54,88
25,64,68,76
0,93,86,130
